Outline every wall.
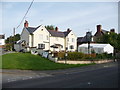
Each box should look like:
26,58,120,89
0,39,5,45
49,36,65,51
104,44,113,54
33,25,50,50
21,28,29,46
66,31,77,51
57,60,114,64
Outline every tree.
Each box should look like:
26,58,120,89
5,34,20,51
45,25,55,30
96,32,120,51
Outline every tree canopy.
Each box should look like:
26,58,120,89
96,32,120,51
45,25,55,30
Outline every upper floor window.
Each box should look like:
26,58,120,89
72,38,74,42
46,35,49,40
67,38,69,42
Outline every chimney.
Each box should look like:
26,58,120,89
55,27,58,31
97,25,102,32
24,20,28,28
67,28,71,32
110,29,115,33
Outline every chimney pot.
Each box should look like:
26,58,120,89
110,29,115,33
67,28,71,32
24,20,28,28
55,27,58,31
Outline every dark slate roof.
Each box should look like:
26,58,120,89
94,29,109,36
102,29,109,34
48,30,71,37
26,25,41,34
25,25,71,37
77,36,88,43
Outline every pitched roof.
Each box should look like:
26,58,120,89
25,25,71,37
94,29,108,36
48,30,71,37
26,25,41,34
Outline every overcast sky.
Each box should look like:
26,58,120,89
1,1,118,38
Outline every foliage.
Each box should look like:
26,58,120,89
45,25,55,30
96,32,120,51
5,34,20,50
57,52,113,60
1,53,93,70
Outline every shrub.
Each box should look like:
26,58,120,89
66,52,85,60
58,52,65,59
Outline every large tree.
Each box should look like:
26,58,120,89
45,25,55,30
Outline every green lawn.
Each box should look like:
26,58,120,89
1,53,95,70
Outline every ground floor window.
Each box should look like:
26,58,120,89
38,44,45,49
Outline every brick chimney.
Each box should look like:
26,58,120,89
24,20,28,28
55,27,58,31
97,25,102,32
110,29,115,33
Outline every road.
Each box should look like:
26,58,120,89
2,62,119,88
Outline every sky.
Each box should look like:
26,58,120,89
1,0,118,38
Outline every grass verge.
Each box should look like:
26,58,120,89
1,53,95,70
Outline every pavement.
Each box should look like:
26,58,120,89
1,62,119,88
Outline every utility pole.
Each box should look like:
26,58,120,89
13,27,15,50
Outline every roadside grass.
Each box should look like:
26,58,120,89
1,53,95,70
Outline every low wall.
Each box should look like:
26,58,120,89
57,60,114,64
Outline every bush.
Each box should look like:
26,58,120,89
58,52,65,59
66,52,85,60
57,52,113,60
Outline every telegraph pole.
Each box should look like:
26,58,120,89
13,27,15,50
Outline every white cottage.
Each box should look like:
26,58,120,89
78,43,114,54
15,20,77,52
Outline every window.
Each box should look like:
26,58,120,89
46,35,49,40
38,44,45,49
72,38,74,42
70,45,74,49
67,38,69,42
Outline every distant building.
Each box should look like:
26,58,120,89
0,34,5,46
78,43,114,54
93,25,115,42
77,31,94,47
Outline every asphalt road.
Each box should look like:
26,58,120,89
2,62,119,88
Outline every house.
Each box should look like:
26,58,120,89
77,31,94,47
15,20,77,52
78,43,114,54
0,34,5,55
0,34,5,46
93,25,115,42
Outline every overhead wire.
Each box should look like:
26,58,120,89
16,0,34,29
